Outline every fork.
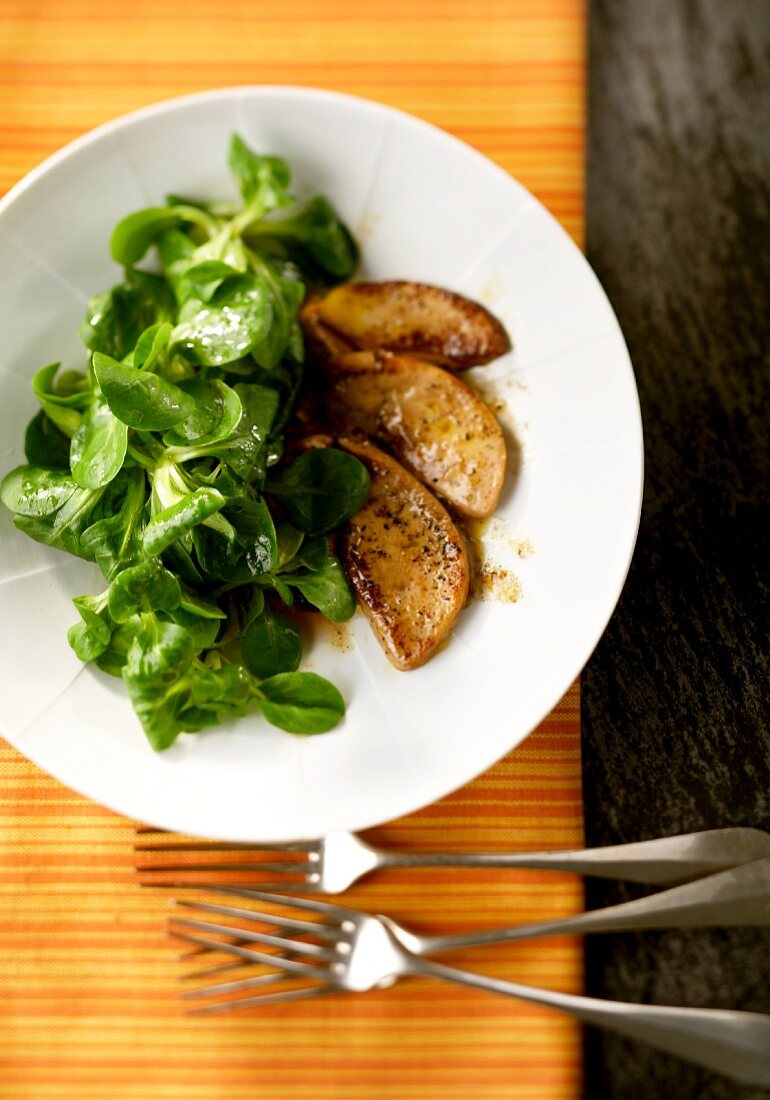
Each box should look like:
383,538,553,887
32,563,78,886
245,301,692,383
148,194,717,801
170,848,770,978
136,825,770,893
169,862,770,1087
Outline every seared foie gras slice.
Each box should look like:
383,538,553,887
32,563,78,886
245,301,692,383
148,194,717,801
299,295,356,361
313,280,510,369
338,436,469,670
327,350,506,519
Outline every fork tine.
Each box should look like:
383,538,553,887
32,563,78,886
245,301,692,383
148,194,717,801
168,930,323,979
177,918,314,953
206,887,354,921
178,924,325,976
174,899,337,939
179,939,251,961
137,861,314,876
186,983,337,1014
180,942,213,960
179,936,286,964
180,957,258,981
179,943,318,981
170,916,339,960
178,931,311,980
140,879,318,893
183,970,301,1001
177,923,316,969
181,969,298,1000
135,841,316,854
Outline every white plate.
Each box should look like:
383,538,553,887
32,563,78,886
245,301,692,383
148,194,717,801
0,87,643,840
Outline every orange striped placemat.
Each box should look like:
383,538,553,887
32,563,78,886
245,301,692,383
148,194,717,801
0,2,585,1097
0,687,582,1100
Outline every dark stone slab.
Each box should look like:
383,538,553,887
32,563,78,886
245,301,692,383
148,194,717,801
583,0,770,1096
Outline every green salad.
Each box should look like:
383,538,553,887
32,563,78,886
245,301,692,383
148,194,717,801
0,134,370,750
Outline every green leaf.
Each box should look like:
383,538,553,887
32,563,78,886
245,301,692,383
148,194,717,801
167,383,279,480
228,134,292,213
161,540,203,585
68,619,110,663
256,671,345,734
57,369,91,394
123,625,198,750
242,605,301,678
175,260,240,303
93,352,195,430
80,467,145,579
125,618,197,682
94,615,142,677
7,473,104,557
279,533,328,573
79,280,163,361
186,663,253,711
247,196,358,280
24,410,72,469
162,379,242,446
108,560,181,622
124,651,254,751
284,552,356,622
178,588,226,620
219,382,280,479
12,513,90,559
1,465,78,517
67,590,112,662
227,493,278,575
133,321,172,371
69,396,128,489
191,525,241,582
234,586,265,633
143,487,226,557
254,357,304,438
111,207,184,266
124,268,177,320
172,274,272,367
163,663,256,742
39,402,81,438
32,363,90,408
166,231,248,306
168,605,221,650
31,365,89,438
165,194,239,218
149,455,196,513
275,521,305,568
72,592,112,643
271,575,295,606
267,448,370,534
246,253,305,371
158,227,196,269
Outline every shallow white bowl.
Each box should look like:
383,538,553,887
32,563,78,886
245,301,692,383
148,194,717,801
0,87,643,840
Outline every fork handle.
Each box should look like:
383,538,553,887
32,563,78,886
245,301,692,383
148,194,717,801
407,957,770,1087
373,827,770,885
412,856,770,954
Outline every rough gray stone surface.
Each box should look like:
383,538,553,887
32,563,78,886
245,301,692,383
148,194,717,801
583,0,770,1096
